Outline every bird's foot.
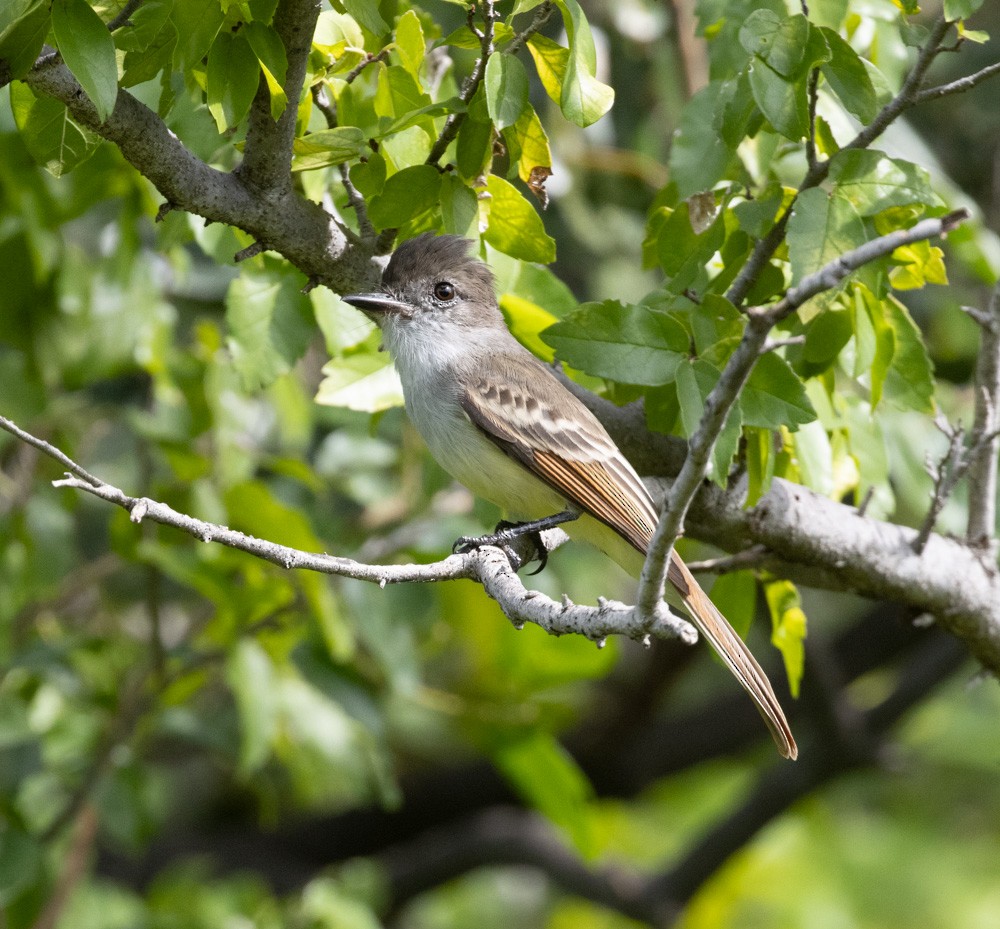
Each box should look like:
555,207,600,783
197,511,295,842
452,510,579,574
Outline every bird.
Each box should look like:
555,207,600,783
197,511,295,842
343,233,797,759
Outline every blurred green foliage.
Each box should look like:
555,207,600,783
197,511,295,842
1,0,1000,926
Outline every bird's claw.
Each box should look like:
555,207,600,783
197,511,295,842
451,521,549,573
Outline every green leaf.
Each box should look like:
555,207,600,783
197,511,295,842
292,127,370,171
0,825,43,907
791,419,833,495
343,0,389,36
316,351,405,413
763,579,807,697
491,732,595,855
120,11,177,87
374,63,432,120
787,187,866,288
314,10,365,57
439,173,480,238
819,28,877,123
799,308,853,377
739,10,809,78
10,82,100,177
505,104,552,187
748,58,808,140
207,31,260,132
456,87,494,179
542,300,688,385
0,0,49,80
671,82,735,198
526,34,569,108
51,0,119,123
879,294,935,413
484,53,530,130
529,2,614,128
243,21,289,121
368,164,441,229
226,267,315,391
226,639,278,774
708,571,757,638
553,0,614,127
741,353,816,430
483,175,556,263
395,9,425,80
944,0,985,19
170,0,224,70
745,426,775,505
828,149,943,216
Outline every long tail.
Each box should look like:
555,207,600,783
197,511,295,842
668,551,798,760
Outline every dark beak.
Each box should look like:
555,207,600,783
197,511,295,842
342,292,410,316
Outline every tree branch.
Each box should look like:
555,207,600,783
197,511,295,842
238,0,321,191
21,54,378,295
0,416,693,648
637,211,970,623
913,59,1000,104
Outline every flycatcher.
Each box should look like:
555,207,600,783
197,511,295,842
344,234,797,760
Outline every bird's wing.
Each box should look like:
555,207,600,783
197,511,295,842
459,352,659,554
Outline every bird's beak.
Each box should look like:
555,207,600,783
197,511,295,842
342,292,410,317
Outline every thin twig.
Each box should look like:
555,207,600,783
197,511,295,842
686,545,770,575
345,48,390,85
914,59,1000,103
964,282,1000,550
0,416,102,486
108,0,144,32
504,0,555,57
805,67,820,171
426,0,499,166
913,416,968,555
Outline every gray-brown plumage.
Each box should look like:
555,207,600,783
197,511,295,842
344,234,797,760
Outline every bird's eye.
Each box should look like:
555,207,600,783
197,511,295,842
433,281,455,302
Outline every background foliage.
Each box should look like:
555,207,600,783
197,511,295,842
1,0,1000,927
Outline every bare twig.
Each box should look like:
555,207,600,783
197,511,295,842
914,59,1000,103
234,240,268,262
0,416,102,486
686,545,770,575
504,0,555,57
345,48,390,85
913,416,968,554
805,67,820,171
965,283,1000,551
108,0,144,32
31,806,99,929
310,83,374,241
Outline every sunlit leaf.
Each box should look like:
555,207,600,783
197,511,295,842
51,0,119,122
763,578,807,697
316,351,405,412
483,175,556,263
542,300,688,385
